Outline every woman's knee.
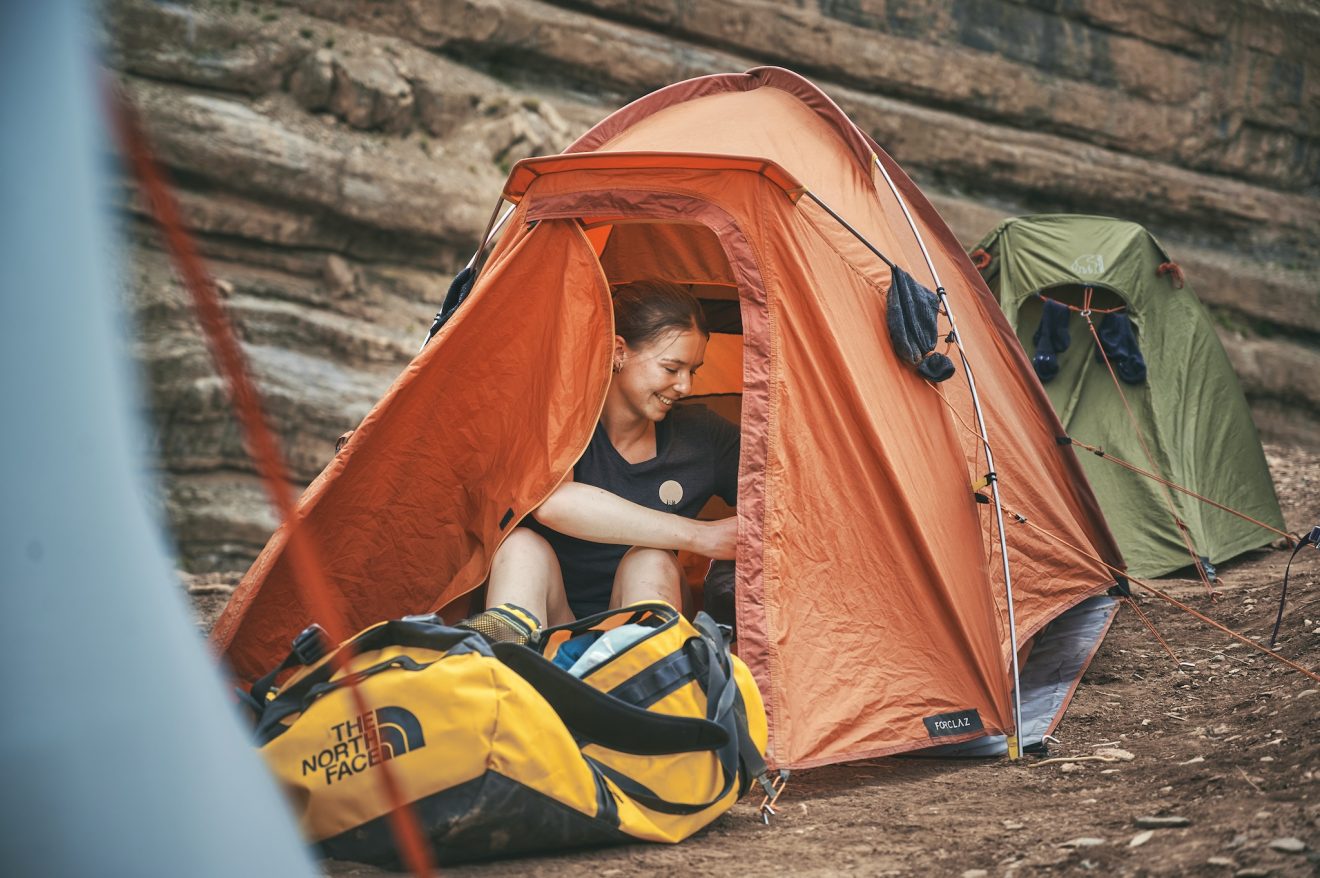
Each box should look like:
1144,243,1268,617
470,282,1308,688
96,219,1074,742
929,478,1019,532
492,527,556,566
488,528,567,618
612,546,686,611
617,546,682,581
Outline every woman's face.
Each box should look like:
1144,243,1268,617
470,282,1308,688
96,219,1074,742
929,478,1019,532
613,326,708,422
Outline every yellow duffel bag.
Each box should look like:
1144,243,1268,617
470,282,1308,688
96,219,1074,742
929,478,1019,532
248,602,775,865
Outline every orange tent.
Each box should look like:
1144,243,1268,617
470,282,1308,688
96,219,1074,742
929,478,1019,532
214,68,1125,769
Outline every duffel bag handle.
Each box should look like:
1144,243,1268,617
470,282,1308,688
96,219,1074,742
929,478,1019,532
491,642,730,755
249,620,490,743
254,654,438,744
244,622,333,713
536,601,680,658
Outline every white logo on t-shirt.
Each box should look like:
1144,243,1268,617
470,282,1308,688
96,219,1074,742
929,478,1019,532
658,480,684,507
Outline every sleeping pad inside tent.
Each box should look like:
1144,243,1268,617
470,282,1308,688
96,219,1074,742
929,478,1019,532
214,68,1131,769
973,215,1285,579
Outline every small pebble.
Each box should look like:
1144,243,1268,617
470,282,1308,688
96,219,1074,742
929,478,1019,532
1296,688,1318,698
1178,755,1206,766
1226,833,1248,849
1058,837,1106,848
1234,870,1270,878
961,870,989,878
1002,820,1024,830
1094,747,1135,762
1259,756,1274,762
1135,816,1191,828
1206,857,1235,867
1268,837,1306,853
1128,830,1154,848
1061,762,1081,773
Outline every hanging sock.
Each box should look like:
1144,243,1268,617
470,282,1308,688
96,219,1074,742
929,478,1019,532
424,264,476,345
1030,299,1072,382
886,265,956,382
1094,312,1147,384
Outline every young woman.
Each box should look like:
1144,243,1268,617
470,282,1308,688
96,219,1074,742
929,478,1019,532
481,279,740,633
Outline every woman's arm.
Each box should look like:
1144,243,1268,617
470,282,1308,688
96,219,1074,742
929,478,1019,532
532,481,737,560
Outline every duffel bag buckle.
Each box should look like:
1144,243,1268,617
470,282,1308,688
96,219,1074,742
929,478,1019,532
291,623,329,665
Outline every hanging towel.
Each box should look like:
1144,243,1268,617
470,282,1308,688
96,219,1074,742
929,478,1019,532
1094,312,1147,384
1030,300,1072,382
886,265,956,382
424,265,477,345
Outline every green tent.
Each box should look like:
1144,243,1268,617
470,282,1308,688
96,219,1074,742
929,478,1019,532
973,214,1284,578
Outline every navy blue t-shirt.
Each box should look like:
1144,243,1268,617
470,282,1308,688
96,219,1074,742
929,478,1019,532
528,404,739,618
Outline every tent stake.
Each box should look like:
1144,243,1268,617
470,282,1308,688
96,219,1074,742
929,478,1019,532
870,155,1026,760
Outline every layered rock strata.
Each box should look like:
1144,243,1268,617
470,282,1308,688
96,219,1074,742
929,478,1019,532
104,0,1320,570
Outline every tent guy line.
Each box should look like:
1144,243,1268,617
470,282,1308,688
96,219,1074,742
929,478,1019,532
111,85,440,878
1079,289,1218,596
1122,596,1182,665
1005,506,1320,685
1062,437,1296,546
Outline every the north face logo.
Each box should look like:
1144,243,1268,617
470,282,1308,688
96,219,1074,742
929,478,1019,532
301,706,426,785
374,706,426,758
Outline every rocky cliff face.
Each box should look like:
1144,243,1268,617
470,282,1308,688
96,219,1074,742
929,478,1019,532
104,0,1320,571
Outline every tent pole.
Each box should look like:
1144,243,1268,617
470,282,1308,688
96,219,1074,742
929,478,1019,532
870,156,1026,760
468,201,516,272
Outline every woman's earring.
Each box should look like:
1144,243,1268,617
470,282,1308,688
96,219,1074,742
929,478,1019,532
612,358,623,374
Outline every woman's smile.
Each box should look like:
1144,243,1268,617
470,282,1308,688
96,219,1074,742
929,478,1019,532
614,327,707,423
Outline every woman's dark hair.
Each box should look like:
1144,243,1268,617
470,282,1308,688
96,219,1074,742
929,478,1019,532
612,280,709,348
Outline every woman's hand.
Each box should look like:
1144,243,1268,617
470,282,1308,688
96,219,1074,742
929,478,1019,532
691,516,738,561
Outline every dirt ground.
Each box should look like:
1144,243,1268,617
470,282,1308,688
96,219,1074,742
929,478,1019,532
188,443,1320,877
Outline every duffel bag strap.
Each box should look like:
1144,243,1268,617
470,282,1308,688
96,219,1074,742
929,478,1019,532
495,630,747,817
690,614,785,809
491,642,730,755
253,655,440,744
586,758,732,816
580,634,745,818
251,620,490,742
244,622,333,713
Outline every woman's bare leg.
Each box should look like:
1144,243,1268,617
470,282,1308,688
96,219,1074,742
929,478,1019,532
610,546,685,610
486,528,573,627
